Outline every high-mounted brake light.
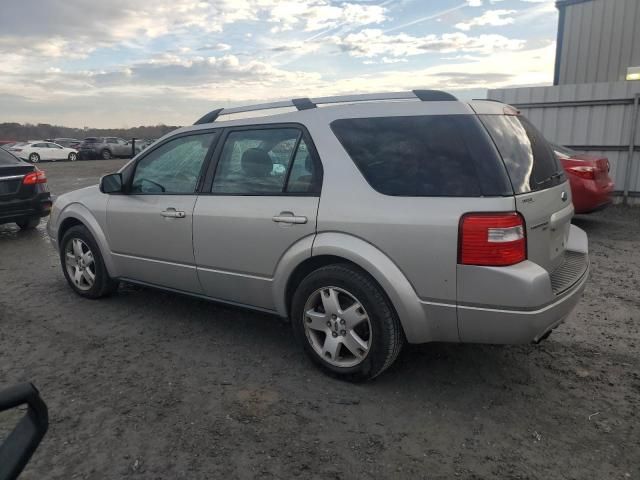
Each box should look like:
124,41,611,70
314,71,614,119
459,212,526,266
22,170,47,185
567,165,596,180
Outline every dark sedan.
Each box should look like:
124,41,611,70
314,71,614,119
0,148,52,229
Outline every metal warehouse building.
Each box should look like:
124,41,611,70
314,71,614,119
488,0,640,203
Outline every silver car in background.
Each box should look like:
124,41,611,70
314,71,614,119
47,90,589,381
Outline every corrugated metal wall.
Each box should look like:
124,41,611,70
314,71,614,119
557,0,640,84
488,81,640,196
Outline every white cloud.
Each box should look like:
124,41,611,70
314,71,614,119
334,29,524,58
0,41,556,127
455,9,516,30
263,0,387,33
0,0,559,127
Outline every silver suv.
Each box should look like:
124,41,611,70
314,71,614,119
47,91,589,381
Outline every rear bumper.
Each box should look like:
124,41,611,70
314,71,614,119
457,264,588,343
0,192,52,224
456,224,589,344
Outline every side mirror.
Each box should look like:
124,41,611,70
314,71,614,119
0,383,49,480
100,172,123,194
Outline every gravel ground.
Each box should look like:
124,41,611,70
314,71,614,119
1,159,639,479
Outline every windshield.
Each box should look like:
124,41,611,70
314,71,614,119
551,143,578,159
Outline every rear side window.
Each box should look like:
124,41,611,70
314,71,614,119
211,128,321,195
0,149,21,165
331,115,511,197
480,115,565,194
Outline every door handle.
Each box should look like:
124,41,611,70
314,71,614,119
272,212,308,224
161,208,186,219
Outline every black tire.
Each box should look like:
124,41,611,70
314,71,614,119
60,225,119,299
291,264,404,381
68,152,78,161
16,216,40,230
29,153,40,163
101,149,112,160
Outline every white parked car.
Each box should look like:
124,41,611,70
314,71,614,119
10,141,78,163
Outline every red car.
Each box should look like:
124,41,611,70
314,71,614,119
552,143,614,214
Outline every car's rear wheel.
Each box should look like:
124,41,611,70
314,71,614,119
291,264,404,381
60,225,119,299
16,216,40,230
68,152,77,161
29,153,40,163
101,149,112,160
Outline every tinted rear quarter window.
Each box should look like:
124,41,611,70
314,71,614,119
331,115,511,197
479,115,565,194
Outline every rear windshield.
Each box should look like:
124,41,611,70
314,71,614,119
330,115,512,197
480,115,565,194
0,149,22,165
551,143,577,159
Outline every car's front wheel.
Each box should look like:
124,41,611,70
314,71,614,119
68,152,77,161
60,225,119,298
291,264,404,381
100,149,112,160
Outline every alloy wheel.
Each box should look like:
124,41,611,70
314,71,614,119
64,238,96,291
303,286,372,368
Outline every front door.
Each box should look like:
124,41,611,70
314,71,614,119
106,131,217,292
193,126,322,311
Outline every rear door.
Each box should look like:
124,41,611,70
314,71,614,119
31,143,51,161
479,114,572,272
193,125,322,311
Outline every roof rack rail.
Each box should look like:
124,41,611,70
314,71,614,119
193,89,457,125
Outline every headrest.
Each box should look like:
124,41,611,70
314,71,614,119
241,148,273,177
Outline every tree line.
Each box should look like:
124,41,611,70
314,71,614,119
0,123,180,141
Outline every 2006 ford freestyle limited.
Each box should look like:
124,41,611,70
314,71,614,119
48,90,589,381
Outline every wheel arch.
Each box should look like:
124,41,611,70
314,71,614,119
275,232,429,343
56,204,117,277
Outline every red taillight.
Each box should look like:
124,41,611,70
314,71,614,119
459,212,526,266
22,170,47,185
567,165,596,180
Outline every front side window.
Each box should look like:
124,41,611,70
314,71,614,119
212,128,316,195
131,133,216,194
